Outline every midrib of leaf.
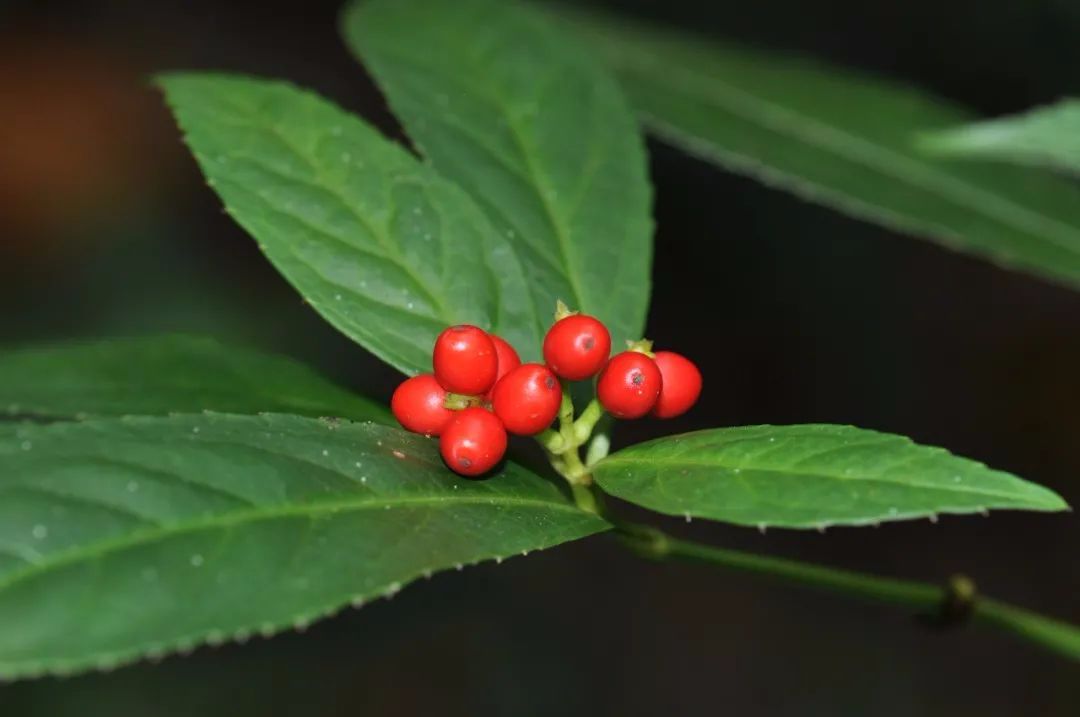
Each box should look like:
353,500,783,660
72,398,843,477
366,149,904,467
250,191,451,330
0,493,598,679
214,147,449,322
370,47,591,318
509,79,591,318
623,55,1080,259
599,454,1053,504
203,86,457,322
411,116,565,273
0,493,589,595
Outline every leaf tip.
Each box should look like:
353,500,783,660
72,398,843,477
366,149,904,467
1021,481,1071,513
1045,493,1072,513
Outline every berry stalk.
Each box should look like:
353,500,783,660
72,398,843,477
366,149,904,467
572,399,604,443
536,386,597,494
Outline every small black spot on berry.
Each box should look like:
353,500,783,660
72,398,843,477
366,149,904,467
631,371,644,386
545,376,556,389
583,337,595,350
459,457,473,468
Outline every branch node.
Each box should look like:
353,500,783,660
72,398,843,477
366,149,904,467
923,573,978,629
616,524,670,560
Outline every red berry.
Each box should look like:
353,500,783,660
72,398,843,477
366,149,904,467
439,407,507,477
597,351,662,419
651,351,703,419
543,314,611,381
433,325,498,395
492,363,562,435
391,373,455,435
484,335,522,400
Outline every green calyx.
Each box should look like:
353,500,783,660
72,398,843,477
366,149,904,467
625,338,655,357
553,299,578,322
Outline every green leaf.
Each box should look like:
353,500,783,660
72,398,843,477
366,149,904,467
0,335,388,422
592,425,1068,529
158,73,539,374
919,99,1080,176
0,414,608,679
558,10,1080,292
342,0,653,346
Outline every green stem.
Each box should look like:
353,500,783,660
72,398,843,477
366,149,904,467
537,428,564,453
976,598,1080,661
539,387,594,488
559,435,591,485
572,399,604,443
557,390,575,426
570,483,602,515
616,525,1080,662
621,526,938,605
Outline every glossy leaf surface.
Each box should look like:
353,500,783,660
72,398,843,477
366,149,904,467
0,335,388,422
344,0,653,348
160,74,538,374
561,10,1080,290
593,425,1068,529
0,414,608,678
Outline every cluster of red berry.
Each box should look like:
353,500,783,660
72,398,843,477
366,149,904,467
391,310,702,477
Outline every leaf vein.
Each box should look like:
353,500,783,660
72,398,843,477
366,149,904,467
0,495,598,595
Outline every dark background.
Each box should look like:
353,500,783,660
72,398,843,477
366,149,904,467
2,0,1079,714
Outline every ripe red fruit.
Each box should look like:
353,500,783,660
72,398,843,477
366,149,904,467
543,314,611,381
484,335,522,400
492,363,562,435
597,351,662,419
433,325,498,395
651,351,703,419
439,407,507,477
391,373,455,436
